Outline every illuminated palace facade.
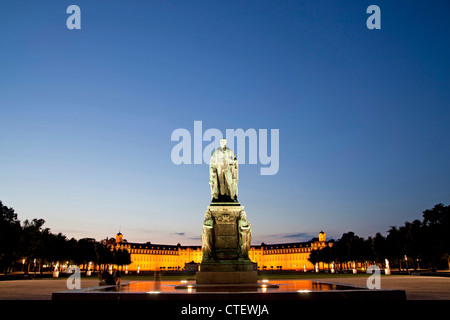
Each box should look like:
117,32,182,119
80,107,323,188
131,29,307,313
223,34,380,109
111,230,330,272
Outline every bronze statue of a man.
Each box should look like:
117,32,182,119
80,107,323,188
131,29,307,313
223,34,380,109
209,139,238,202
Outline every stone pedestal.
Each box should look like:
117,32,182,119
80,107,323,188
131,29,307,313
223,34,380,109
196,270,257,284
196,203,257,284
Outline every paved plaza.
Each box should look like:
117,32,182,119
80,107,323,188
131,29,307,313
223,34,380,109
0,275,449,300
314,275,450,300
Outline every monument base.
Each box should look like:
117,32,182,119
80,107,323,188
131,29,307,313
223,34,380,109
200,259,255,272
196,270,257,284
197,256,257,284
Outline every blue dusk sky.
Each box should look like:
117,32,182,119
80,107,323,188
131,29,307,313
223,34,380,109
1,1,449,245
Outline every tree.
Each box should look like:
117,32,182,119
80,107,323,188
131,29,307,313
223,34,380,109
422,203,450,269
372,232,387,263
20,218,46,273
73,238,98,269
96,241,115,271
308,249,319,268
334,232,360,264
317,245,334,270
399,220,423,270
0,202,22,275
385,226,405,270
115,249,132,270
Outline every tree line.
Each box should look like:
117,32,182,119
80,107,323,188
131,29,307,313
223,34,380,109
2,200,448,275
309,203,450,271
0,201,131,275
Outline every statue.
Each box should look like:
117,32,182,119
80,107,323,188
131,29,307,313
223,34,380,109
197,140,257,284
209,139,238,202
201,211,214,260
238,211,251,259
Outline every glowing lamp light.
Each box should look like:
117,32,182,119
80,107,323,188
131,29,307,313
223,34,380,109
297,290,311,293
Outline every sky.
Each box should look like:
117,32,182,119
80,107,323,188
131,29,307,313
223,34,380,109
1,1,449,246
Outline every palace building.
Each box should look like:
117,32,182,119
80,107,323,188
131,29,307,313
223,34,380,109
111,230,330,272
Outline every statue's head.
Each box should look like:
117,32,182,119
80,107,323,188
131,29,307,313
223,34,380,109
220,138,227,149
241,211,247,220
205,211,211,219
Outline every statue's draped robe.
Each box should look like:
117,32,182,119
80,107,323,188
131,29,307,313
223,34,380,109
201,217,214,260
238,218,251,258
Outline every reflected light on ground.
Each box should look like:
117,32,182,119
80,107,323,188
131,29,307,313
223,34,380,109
91,280,361,294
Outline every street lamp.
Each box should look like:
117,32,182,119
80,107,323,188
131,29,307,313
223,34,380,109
404,255,409,272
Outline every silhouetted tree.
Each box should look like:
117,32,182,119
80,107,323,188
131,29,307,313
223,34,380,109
73,238,97,269
385,226,404,270
115,248,132,270
372,232,387,263
317,245,334,270
96,241,115,271
308,249,319,267
20,218,46,273
1,200,447,274
422,203,450,269
0,202,22,275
